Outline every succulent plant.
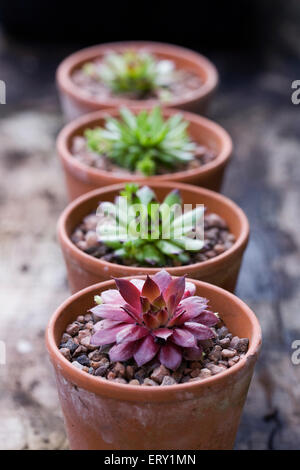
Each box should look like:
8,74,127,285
91,271,218,370
83,50,175,98
96,183,204,267
85,106,195,176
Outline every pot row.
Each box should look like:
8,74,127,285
56,84,243,292
57,41,231,197
46,42,261,451
52,181,257,451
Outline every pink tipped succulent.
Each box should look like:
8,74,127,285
90,271,218,370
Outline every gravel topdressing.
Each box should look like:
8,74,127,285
71,211,236,267
59,313,249,386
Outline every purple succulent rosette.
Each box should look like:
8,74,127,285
90,270,218,370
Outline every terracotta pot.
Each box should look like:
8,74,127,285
57,107,232,200
46,277,262,450
56,41,219,122
57,182,249,293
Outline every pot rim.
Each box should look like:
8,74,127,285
56,40,219,110
56,106,232,184
57,181,250,276
46,277,262,402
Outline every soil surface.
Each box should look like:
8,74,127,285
59,313,248,386
72,57,203,102
71,210,235,267
71,135,217,175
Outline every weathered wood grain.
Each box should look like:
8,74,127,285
213,54,300,449
0,36,300,449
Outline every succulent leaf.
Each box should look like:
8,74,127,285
91,323,127,346
136,185,156,205
142,276,161,303
116,324,149,344
90,304,134,323
171,328,197,348
109,341,137,363
156,240,183,255
159,342,182,370
152,270,172,293
162,189,182,208
114,278,142,314
134,335,160,367
164,276,186,314
184,344,204,361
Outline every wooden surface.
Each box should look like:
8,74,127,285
0,34,300,450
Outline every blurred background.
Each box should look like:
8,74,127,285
0,0,300,450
